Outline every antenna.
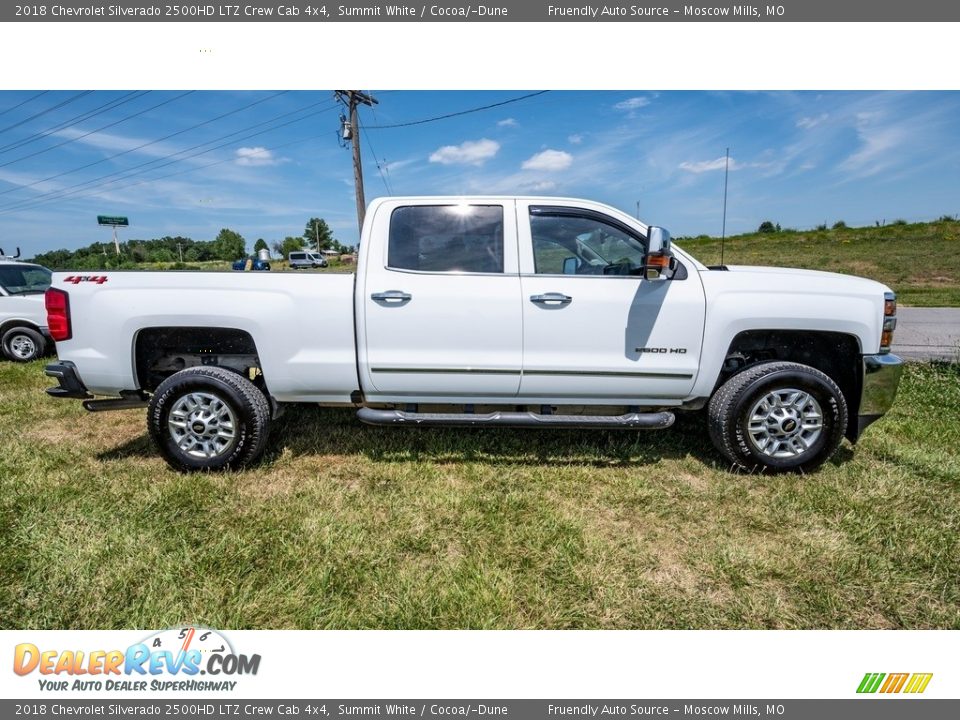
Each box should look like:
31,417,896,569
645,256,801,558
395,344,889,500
720,147,730,266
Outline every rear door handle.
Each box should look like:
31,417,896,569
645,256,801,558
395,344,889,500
530,293,572,306
371,290,412,303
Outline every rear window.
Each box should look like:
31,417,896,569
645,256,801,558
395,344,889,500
388,205,504,273
0,264,51,295
290,253,305,260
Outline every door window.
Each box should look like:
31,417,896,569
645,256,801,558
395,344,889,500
530,210,647,276
388,205,504,273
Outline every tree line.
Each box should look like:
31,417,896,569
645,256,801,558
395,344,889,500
30,218,353,269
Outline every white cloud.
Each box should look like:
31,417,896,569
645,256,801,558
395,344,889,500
797,113,829,129
568,134,583,144
678,156,738,173
429,138,500,166
525,180,557,192
497,118,518,127
521,149,573,172
614,97,651,111
234,146,280,166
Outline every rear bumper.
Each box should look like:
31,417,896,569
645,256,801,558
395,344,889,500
856,353,904,437
45,361,93,399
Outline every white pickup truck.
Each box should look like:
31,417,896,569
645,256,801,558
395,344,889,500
0,251,52,362
45,196,903,473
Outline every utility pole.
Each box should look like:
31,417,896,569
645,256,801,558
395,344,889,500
336,90,378,237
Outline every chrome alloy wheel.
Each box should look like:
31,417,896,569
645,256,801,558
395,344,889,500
746,388,823,459
167,392,238,459
9,334,36,359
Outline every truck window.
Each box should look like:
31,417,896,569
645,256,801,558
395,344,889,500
0,264,52,295
388,205,504,273
530,210,647,276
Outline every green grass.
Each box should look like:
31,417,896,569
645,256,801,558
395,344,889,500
1,360,958,629
677,219,960,306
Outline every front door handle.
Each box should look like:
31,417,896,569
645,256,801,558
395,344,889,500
371,290,412,303
530,293,572,306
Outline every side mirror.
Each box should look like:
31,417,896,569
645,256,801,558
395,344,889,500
562,256,579,275
644,226,673,281
647,226,671,255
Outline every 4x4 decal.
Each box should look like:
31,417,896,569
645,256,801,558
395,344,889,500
63,275,108,285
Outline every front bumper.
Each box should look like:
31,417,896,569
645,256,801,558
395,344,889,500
857,353,904,437
45,361,93,399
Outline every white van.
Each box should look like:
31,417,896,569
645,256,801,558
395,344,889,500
287,251,328,269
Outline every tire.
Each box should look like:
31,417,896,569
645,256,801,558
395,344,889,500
2,326,46,362
707,361,848,473
147,366,271,472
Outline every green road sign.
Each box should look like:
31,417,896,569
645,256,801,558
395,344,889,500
97,215,129,226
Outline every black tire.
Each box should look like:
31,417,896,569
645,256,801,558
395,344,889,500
707,361,848,473
147,366,271,472
2,326,46,362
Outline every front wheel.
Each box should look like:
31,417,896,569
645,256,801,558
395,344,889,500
147,366,271,472
707,361,848,473
2,326,46,362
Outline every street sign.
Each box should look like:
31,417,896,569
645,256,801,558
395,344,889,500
97,215,129,227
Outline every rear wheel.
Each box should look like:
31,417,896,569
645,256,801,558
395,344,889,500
708,361,847,473
2,326,46,362
147,366,271,472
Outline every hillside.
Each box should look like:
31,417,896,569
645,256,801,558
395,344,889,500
676,219,960,306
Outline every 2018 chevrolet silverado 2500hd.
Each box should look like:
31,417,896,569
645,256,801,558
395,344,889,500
0,249,52,362
44,197,903,473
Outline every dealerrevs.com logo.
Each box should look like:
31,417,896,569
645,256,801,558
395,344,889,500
13,627,260,693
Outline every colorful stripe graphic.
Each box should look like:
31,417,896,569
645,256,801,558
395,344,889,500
857,672,932,694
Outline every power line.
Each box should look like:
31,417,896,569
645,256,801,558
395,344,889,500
0,91,149,156
0,91,94,136
0,131,340,218
0,94,330,207
0,91,196,172
0,103,340,215
363,90,549,129
0,91,50,119
359,119,393,196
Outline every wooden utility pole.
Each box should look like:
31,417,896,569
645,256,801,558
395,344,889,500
336,90,378,236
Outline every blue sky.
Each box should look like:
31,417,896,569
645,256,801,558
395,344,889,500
0,90,958,257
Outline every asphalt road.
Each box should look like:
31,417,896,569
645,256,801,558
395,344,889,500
893,307,960,361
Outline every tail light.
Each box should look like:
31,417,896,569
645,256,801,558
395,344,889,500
45,288,72,342
880,291,896,353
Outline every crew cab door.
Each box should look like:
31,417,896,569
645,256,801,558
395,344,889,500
517,202,705,404
359,199,523,399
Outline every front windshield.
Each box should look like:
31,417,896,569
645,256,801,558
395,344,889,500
0,264,52,295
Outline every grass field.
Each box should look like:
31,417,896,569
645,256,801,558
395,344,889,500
677,219,960,307
1,360,958,630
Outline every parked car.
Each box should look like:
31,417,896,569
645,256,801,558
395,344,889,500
0,250,52,362
45,196,902,473
288,251,328,269
232,256,271,271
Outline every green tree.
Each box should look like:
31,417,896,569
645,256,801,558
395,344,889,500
273,236,305,258
303,218,334,251
213,228,245,260
757,221,777,233
254,238,269,254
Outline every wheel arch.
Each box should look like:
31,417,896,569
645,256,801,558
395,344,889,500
133,326,262,393
0,318,45,336
718,329,863,442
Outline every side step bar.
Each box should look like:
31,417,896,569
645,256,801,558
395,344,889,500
83,392,149,413
357,407,675,430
